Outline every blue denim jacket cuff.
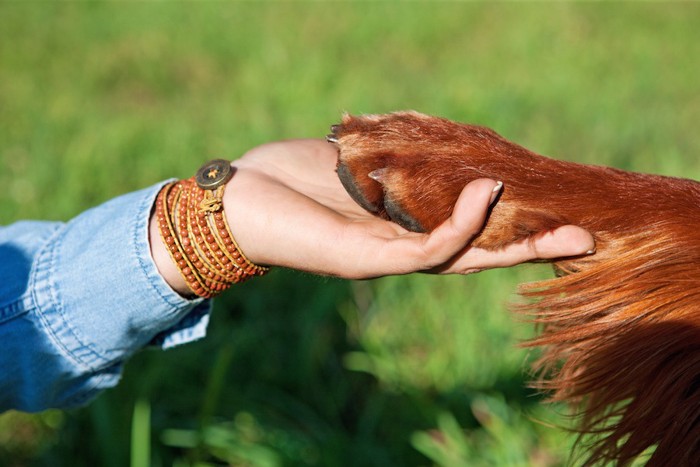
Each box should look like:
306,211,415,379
32,181,212,372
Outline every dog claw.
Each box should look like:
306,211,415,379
326,124,342,143
368,168,388,183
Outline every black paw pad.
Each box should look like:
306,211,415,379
337,163,381,213
384,195,426,233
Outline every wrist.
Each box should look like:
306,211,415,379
149,205,192,297
220,164,267,266
150,161,269,299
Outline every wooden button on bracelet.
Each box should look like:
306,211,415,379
156,159,269,298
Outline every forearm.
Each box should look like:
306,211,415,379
1,183,210,411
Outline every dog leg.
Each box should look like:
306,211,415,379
329,111,700,466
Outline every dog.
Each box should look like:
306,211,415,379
327,111,700,466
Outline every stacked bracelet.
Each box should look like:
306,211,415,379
155,159,269,298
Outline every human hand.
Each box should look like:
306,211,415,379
221,139,594,279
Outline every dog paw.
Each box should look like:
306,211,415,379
328,111,588,250
329,111,479,233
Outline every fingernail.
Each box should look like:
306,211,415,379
489,181,503,205
586,248,596,255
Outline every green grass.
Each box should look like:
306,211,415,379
2,2,699,466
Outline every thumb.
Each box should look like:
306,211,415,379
420,178,502,264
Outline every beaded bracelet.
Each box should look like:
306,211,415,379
155,159,269,298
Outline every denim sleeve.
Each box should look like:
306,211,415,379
0,182,212,412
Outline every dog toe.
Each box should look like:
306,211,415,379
336,162,384,214
384,195,426,232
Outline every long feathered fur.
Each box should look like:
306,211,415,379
330,111,700,466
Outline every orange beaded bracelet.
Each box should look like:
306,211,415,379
155,159,269,298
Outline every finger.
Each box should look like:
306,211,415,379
378,179,501,273
443,224,595,273
528,224,596,259
421,178,502,260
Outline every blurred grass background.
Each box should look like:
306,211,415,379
1,2,699,466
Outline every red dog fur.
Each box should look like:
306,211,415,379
328,111,700,466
